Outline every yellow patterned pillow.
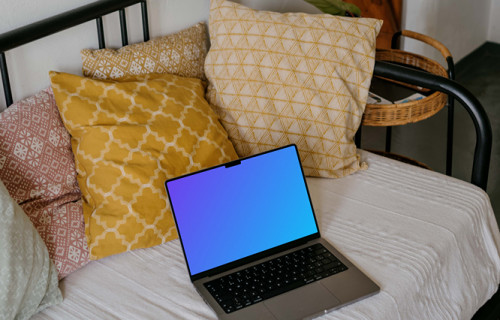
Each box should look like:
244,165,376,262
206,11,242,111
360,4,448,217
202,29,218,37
49,71,238,260
205,0,382,178
81,22,208,80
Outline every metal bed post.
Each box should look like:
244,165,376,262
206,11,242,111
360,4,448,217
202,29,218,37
141,1,150,42
0,52,13,107
354,126,362,148
373,60,492,190
381,32,402,154
445,56,456,176
384,126,392,152
119,9,129,46
96,17,106,49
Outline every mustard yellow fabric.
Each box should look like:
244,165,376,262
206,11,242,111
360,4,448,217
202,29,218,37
205,0,382,178
81,22,208,80
50,71,238,259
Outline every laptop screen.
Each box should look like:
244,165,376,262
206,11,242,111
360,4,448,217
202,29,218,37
165,145,319,276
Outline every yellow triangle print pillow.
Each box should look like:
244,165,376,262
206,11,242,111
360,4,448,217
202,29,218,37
205,0,382,178
50,71,238,260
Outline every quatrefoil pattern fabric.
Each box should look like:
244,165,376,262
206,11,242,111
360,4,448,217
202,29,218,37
50,72,238,259
205,0,382,178
81,22,208,80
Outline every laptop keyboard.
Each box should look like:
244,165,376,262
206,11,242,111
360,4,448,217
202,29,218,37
204,243,348,314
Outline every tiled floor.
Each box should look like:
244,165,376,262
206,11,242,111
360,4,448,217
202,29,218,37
361,42,500,224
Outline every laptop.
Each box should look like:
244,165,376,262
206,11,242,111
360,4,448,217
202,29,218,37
165,144,379,320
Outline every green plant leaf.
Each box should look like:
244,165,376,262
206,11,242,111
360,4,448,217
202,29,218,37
304,0,361,17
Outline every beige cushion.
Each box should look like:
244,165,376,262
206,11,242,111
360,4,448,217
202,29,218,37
205,0,382,178
81,22,208,80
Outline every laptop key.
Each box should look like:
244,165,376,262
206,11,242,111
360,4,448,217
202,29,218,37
204,243,348,314
304,277,315,284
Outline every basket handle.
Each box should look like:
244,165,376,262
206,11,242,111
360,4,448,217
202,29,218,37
392,30,452,60
392,30,454,80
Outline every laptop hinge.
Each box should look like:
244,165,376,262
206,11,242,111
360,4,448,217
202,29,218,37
190,233,320,282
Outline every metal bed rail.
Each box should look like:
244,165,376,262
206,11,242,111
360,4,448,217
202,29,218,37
0,0,149,107
373,60,492,191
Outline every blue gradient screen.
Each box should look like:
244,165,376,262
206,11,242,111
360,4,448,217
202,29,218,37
166,146,319,276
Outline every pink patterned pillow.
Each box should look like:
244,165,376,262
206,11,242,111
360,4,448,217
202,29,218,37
0,87,89,279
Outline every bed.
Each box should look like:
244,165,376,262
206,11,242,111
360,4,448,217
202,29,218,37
0,0,499,319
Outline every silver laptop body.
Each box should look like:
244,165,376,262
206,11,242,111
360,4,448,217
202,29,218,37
165,144,379,320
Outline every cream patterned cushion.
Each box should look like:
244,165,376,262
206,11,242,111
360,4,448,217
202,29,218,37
81,22,208,80
50,71,238,259
205,0,382,178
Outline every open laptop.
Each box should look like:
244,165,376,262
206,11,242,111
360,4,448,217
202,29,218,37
165,144,379,320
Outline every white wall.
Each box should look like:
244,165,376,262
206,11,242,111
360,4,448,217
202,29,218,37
402,0,492,65
488,0,500,43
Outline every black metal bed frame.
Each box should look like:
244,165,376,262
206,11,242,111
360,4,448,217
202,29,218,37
0,0,149,108
386,31,456,177
0,0,497,317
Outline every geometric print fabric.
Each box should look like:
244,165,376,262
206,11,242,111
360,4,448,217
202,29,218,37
22,200,88,278
205,0,382,178
0,88,88,279
81,22,208,81
50,71,238,260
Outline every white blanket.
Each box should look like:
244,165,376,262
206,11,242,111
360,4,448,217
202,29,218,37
34,150,500,319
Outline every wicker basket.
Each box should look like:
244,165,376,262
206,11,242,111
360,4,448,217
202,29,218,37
362,49,448,127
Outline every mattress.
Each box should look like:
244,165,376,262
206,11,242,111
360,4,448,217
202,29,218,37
34,150,500,320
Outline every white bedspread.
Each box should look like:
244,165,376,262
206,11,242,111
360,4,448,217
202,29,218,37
34,150,500,320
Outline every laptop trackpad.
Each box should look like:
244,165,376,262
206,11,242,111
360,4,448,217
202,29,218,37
264,282,341,320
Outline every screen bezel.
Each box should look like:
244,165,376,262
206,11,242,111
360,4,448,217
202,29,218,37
165,144,321,281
